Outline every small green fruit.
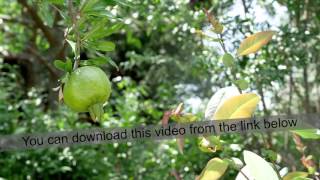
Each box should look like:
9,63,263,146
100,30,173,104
63,66,111,121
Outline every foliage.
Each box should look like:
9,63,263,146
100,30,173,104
0,0,319,179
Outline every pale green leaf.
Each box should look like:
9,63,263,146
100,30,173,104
243,150,279,180
221,53,235,68
198,158,229,180
283,171,308,180
292,129,320,139
204,86,240,120
234,79,249,90
213,93,260,120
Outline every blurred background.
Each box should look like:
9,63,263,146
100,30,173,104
0,0,319,179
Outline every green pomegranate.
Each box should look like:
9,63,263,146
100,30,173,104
63,66,111,121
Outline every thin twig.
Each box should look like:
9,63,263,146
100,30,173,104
239,169,250,180
218,34,242,93
68,0,81,70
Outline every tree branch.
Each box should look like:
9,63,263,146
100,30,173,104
17,0,57,46
26,46,59,79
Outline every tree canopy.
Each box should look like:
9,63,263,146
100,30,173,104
0,0,319,179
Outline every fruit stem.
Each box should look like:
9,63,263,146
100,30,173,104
88,103,104,121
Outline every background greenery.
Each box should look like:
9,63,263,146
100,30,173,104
0,0,319,179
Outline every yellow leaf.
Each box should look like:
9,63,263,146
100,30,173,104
213,93,260,120
198,158,229,180
283,171,308,180
237,31,276,56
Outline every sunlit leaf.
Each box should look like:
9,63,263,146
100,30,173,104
204,86,240,120
283,171,308,180
292,129,320,139
198,158,228,180
213,93,260,120
243,150,279,180
237,31,276,56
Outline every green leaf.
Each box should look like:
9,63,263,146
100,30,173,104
81,0,99,12
234,79,249,90
53,60,67,71
65,58,73,72
66,39,76,56
54,59,72,72
243,150,279,180
113,0,134,7
107,58,119,71
39,1,54,27
171,113,197,123
80,57,110,66
198,158,228,180
48,0,64,5
85,23,124,40
198,136,222,153
262,149,277,162
237,31,276,56
89,41,116,52
221,53,235,68
292,129,320,139
83,20,109,40
283,171,308,180
292,178,313,180
127,31,142,48
225,157,244,170
104,23,124,37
